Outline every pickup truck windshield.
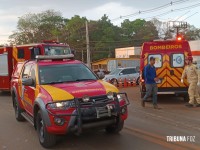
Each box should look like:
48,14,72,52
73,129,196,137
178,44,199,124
39,64,97,85
44,46,71,55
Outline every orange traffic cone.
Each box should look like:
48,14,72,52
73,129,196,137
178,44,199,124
119,78,123,88
124,78,127,88
133,78,136,87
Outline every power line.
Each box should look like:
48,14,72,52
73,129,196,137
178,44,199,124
174,11,190,21
111,0,190,21
142,2,200,21
182,12,198,21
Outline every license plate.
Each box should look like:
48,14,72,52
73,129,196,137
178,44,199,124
96,104,114,118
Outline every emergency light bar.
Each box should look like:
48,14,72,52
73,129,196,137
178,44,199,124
36,54,74,61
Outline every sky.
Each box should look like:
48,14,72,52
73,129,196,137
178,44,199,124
1,0,200,44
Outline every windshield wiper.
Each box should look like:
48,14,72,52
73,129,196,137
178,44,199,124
44,81,65,85
75,79,96,81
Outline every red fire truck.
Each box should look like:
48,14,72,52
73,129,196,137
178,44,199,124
0,41,72,92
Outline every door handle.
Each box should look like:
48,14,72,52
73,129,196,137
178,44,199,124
170,70,174,75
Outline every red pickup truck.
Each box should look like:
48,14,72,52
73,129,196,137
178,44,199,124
11,55,129,148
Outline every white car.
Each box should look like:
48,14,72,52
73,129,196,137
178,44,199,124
103,67,140,85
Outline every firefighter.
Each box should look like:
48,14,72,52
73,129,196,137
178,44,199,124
181,56,200,107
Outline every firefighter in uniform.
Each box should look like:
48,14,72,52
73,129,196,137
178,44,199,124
181,56,200,107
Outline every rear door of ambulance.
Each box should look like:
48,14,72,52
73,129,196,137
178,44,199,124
166,42,188,90
147,43,167,90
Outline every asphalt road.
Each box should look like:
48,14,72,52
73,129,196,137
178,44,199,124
0,87,200,150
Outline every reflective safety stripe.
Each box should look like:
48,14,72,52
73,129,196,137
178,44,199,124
41,85,74,101
157,92,175,94
144,53,188,88
98,80,119,94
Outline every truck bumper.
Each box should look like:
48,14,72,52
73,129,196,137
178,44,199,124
46,93,129,135
141,86,188,96
157,87,188,95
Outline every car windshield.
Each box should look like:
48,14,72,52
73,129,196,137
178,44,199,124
44,46,71,55
39,64,97,85
109,68,122,75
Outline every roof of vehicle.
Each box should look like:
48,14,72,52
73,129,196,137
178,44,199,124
117,67,137,69
14,43,70,47
21,59,82,67
143,40,189,44
37,59,82,66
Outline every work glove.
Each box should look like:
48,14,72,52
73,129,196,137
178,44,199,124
197,82,200,86
181,79,183,83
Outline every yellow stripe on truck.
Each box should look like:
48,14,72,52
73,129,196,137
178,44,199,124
98,80,119,94
41,85,74,101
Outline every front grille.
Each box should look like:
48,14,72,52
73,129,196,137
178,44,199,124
79,95,112,106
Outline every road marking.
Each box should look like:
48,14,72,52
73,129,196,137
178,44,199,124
124,126,200,150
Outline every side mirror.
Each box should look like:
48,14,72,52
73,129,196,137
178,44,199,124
30,47,40,59
98,74,105,79
119,73,123,76
136,66,140,72
22,78,34,86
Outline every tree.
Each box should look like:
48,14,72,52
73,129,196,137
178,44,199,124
9,10,66,44
151,18,173,39
121,19,159,46
89,15,122,60
184,25,200,40
64,15,87,60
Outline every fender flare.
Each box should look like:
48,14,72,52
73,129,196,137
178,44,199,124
34,98,51,127
11,86,20,107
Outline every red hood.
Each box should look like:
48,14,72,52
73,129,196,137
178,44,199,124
40,80,119,101
50,80,106,98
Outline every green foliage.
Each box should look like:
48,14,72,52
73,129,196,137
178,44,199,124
184,25,200,40
121,19,158,46
10,10,200,61
9,10,66,44
89,15,121,60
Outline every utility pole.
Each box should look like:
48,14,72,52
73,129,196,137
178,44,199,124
86,20,91,68
168,21,187,36
82,49,84,62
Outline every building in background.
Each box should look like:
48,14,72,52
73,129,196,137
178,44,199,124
91,58,140,73
92,40,200,74
189,40,200,63
115,47,141,58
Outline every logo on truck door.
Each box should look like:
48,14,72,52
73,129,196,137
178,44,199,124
172,54,184,68
150,45,182,50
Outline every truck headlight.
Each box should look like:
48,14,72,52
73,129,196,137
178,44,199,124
107,92,114,99
48,101,73,109
117,94,123,102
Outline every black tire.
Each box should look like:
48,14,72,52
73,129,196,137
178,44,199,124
183,94,189,102
36,111,57,148
140,86,146,99
136,77,140,85
13,95,25,121
105,120,124,134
